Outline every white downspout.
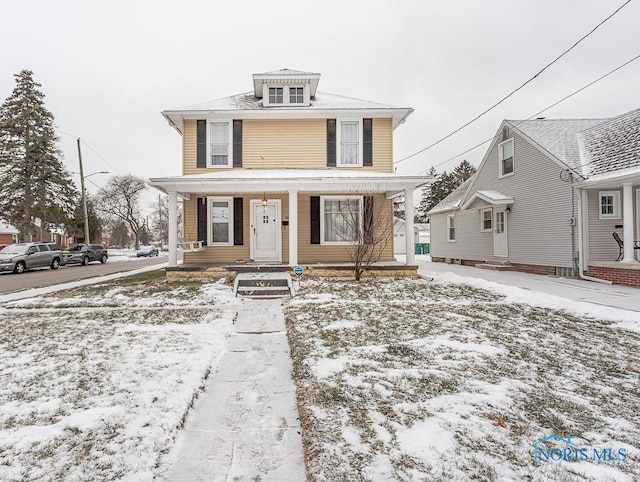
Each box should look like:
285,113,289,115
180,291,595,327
577,187,612,284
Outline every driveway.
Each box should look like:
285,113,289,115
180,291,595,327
414,256,640,313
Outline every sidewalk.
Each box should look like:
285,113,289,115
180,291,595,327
413,256,640,313
157,299,306,481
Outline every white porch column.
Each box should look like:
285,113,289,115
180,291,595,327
622,182,636,263
288,189,298,267
404,189,416,265
168,190,178,267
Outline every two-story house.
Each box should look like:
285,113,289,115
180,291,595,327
149,69,427,278
428,107,640,287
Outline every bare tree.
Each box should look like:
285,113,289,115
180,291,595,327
96,174,146,249
328,190,394,281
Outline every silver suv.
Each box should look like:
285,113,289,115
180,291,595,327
0,242,63,274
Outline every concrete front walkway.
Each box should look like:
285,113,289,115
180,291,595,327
157,299,306,481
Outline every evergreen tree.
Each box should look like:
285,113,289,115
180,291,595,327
0,70,78,241
419,161,477,216
417,166,437,222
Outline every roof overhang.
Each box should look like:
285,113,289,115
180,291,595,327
161,107,414,134
574,166,640,189
460,190,514,210
148,169,431,198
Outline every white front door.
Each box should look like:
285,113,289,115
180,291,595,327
250,200,281,262
493,208,508,257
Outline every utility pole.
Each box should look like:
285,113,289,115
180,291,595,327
77,139,91,244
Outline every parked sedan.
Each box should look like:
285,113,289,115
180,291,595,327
62,244,108,266
136,246,159,257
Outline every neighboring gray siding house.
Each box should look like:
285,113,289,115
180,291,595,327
429,107,640,287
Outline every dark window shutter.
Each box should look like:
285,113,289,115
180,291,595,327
197,120,206,168
197,197,208,246
233,120,242,168
327,119,336,167
310,196,321,244
233,197,243,245
363,118,373,167
363,196,374,244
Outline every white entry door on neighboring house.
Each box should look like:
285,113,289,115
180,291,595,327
250,200,281,262
493,209,508,257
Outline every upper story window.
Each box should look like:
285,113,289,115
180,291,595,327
269,87,283,104
339,121,360,166
498,138,514,178
210,122,230,167
289,87,304,104
598,191,620,219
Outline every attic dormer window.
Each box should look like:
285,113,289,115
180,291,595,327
290,87,304,104
269,87,283,104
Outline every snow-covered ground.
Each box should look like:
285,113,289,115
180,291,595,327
285,277,640,481
0,272,239,481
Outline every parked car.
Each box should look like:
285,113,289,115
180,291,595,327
62,244,108,266
0,242,63,274
136,245,159,257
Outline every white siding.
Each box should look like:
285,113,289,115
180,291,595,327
431,128,575,268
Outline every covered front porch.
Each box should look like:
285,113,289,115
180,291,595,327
577,169,640,287
149,169,429,277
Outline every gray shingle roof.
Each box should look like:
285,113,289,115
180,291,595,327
168,91,404,112
578,107,640,177
508,118,606,172
428,177,473,214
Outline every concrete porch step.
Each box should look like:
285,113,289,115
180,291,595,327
234,272,293,298
475,262,516,271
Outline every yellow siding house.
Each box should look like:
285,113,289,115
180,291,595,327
149,69,427,274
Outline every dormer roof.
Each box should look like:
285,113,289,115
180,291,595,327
252,68,321,98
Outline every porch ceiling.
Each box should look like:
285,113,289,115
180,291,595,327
148,169,431,197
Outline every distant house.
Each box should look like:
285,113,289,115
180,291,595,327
0,219,19,245
429,107,640,287
149,69,429,278
393,218,430,255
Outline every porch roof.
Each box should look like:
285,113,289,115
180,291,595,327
148,169,431,197
460,190,515,210
574,165,640,189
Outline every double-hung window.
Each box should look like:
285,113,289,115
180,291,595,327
481,209,492,232
269,87,283,104
498,139,514,177
321,196,361,244
598,191,620,219
209,197,233,245
210,122,230,167
339,121,360,166
447,214,456,242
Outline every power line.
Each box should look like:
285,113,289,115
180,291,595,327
395,0,632,166
55,128,121,174
418,52,640,174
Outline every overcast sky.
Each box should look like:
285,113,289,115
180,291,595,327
1,0,639,213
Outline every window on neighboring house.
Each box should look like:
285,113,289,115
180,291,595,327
289,87,304,103
481,209,492,232
447,214,456,242
210,122,229,166
321,196,361,244
599,191,620,219
339,121,360,166
499,138,514,177
269,87,283,104
209,197,233,245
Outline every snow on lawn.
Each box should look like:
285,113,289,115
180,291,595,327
285,278,640,481
0,272,239,481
